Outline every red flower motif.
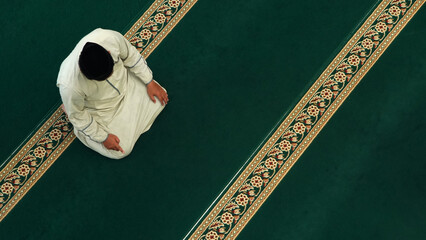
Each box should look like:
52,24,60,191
348,54,360,66
250,176,263,188
235,193,249,206
154,13,166,24
0,182,14,195
169,0,180,8
140,29,152,40
49,129,62,141
17,164,31,176
389,6,401,16
361,38,374,50
375,22,387,33
33,147,46,159
220,212,234,225
265,158,278,170
321,88,333,100
293,122,306,134
279,140,292,152
205,231,219,240
307,105,320,117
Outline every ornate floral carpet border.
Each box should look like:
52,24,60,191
186,0,425,239
0,0,198,222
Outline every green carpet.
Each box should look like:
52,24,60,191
1,0,425,239
0,0,152,162
239,7,426,239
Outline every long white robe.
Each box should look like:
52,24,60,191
57,28,165,159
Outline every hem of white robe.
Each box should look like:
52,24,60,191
74,77,166,159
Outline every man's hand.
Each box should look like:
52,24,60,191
147,80,168,106
103,134,124,153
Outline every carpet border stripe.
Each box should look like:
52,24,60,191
0,0,198,222
186,1,425,239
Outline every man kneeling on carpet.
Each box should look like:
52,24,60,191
57,28,168,159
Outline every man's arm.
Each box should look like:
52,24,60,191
59,85,124,153
116,32,153,84
114,32,169,105
59,85,108,143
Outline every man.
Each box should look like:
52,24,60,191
57,28,168,159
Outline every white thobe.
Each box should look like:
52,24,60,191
57,28,165,159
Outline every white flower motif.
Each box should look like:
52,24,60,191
1,182,14,195
389,6,401,16
375,22,387,33
154,13,166,24
293,122,306,134
168,0,180,8
220,212,234,225
205,231,219,240
348,54,360,66
279,140,292,152
49,129,62,141
17,164,31,176
235,193,249,206
361,38,374,50
140,29,152,40
321,88,333,100
265,158,277,170
307,105,319,117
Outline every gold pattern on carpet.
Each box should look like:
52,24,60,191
0,0,198,222
186,0,425,239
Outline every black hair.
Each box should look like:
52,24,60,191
78,42,113,80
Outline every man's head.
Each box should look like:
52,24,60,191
79,42,113,81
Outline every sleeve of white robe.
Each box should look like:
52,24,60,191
114,32,153,84
59,85,109,143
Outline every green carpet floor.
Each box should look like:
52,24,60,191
238,7,426,239
0,0,151,162
1,0,425,239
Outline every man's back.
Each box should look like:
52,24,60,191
57,28,168,159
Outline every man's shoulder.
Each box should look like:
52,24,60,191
86,28,123,40
56,52,84,91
